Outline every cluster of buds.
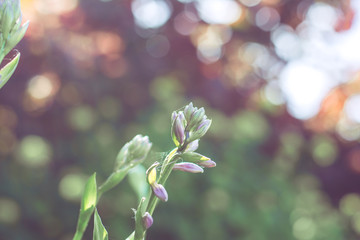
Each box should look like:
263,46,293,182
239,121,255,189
0,0,29,60
171,102,212,150
146,103,216,202
146,163,168,202
132,103,215,239
171,102,216,173
114,134,152,171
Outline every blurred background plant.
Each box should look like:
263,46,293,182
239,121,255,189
1,0,360,239
0,0,29,89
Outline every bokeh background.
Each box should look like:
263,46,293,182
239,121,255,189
1,0,360,239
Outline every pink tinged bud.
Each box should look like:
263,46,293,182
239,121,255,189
142,212,153,229
173,162,204,173
188,108,204,131
174,117,185,145
151,183,168,202
171,111,178,125
198,160,216,168
178,112,187,127
189,119,212,142
185,140,199,152
196,119,211,132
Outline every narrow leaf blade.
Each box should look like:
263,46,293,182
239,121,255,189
0,52,20,89
93,209,109,240
73,173,97,240
81,172,97,212
128,164,149,200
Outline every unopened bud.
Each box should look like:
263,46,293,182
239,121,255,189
142,212,153,229
147,166,157,185
185,139,199,152
171,111,177,125
172,115,185,146
180,152,210,163
188,108,205,131
177,111,187,127
114,135,152,170
173,162,204,173
188,119,211,142
151,183,168,202
197,160,216,168
184,102,194,122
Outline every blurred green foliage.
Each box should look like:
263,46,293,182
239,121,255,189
0,0,359,240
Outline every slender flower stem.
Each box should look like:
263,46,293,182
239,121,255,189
130,148,182,240
146,148,179,215
129,102,214,240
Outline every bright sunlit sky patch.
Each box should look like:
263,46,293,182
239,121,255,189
132,0,172,29
280,61,335,119
278,1,360,120
345,94,360,123
130,0,360,121
196,0,242,25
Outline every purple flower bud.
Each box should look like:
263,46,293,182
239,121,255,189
196,119,211,131
188,107,205,131
188,119,212,142
173,162,204,173
171,111,178,125
142,212,153,229
151,183,168,202
185,140,199,152
174,116,185,145
197,160,216,168
178,112,187,127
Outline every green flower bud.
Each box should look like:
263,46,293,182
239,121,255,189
188,119,212,142
184,102,194,122
187,108,205,131
114,135,152,171
180,152,211,163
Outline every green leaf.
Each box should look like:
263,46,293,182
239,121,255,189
73,173,97,240
3,21,29,56
125,232,135,240
128,164,149,200
81,173,97,212
93,209,109,240
0,51,20,89
134,197,146,240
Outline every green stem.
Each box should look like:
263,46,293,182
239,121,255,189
147,148,179,214
72,166,132,240
127,148,181,240
126,232,135,240
73,229,83,240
